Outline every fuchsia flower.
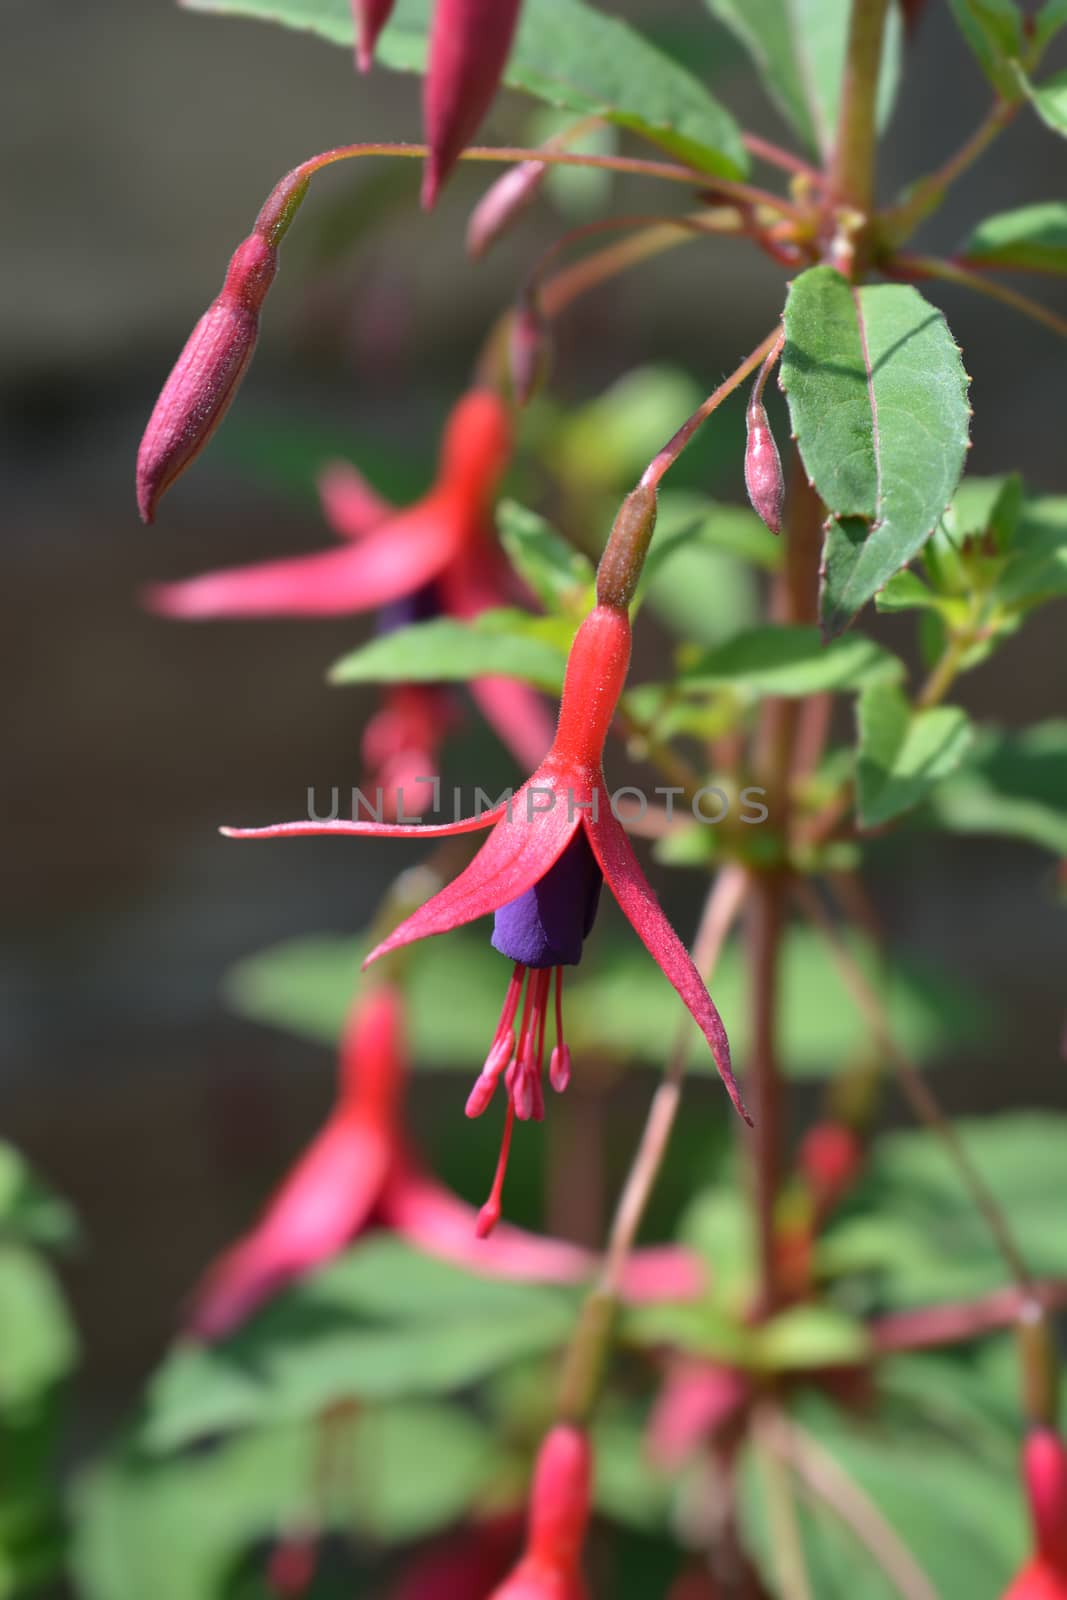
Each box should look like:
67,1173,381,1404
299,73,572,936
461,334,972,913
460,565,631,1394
1003,1429,1067,1600
225,589,747,1230
488,1424,592,1600
146,386,554,778
422,0,525,208
190,980,703,1339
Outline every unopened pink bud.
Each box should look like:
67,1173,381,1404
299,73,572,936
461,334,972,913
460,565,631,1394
136,232,276,524
422,0,525,209
744,394,785,536
353,0,395,71
510,296,550,409
467,160,547,259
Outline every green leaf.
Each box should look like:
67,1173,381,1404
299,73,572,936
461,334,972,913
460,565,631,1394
842,1115,1067,1308
856,685,974,827
738,1391,1024,1600
226,926,990,1081
0,1400,67,1596
646,492,783,576
1035,0,1067,52
929,721,1067,854
496,500,594,615
75,1405,497,1600
1027,68,1067,136
874,569,945,614
328,610,568,693
780,267,971,635
0,1246,78,1408
754,1304,870,1371
640,498,763,647
0,1143,77,1249
702,0,902,159
140,1238,574,1449
183,0,748,179
994,493,1067,607
682,624,903,696
961,201,1067,272
948,0,1027,99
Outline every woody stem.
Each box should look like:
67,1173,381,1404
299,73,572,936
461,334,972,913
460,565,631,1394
828,0,891,213
554,865,748,1424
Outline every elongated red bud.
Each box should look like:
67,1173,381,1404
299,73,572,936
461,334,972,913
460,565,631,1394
137,170,308,525
1024,1428,1067,1569
488,1425,592,1599
422,0,524,209
744,390,784,536
510,295,550,410
467,160,547,259
353,0,395,71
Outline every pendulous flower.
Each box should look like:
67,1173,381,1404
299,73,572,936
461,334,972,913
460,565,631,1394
1003,1428,1067,1600
488,1424,592,1600
352,0,395,72
145,386,554,776
422,0,525,208
224,565,747,1231
189,981,704,1338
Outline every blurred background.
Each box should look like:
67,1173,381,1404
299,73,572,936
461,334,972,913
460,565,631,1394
2,0,1066,1481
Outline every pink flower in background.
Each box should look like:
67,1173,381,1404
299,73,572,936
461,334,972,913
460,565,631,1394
646,1359,750,1470
190,981,703,1340
225,597,746,1232
146,385,554,781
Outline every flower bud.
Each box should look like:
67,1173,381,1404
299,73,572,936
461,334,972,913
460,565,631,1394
1024,1428,1067,1568
422,0,525,209
744,391,785,536
353,0,395,72
136,232,276,524
467,160,547,259
488,1425,592,1600
510,295,551,409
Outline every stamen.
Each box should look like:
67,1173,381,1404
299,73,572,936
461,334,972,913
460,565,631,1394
466,964,525,1117
510,975,539,1122
475,1100,515,1238
549,966,571,1093
531,967,551,1121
